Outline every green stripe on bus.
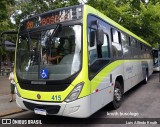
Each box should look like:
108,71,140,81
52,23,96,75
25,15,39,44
90,60,124,92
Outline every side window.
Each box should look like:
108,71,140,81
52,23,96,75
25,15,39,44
130,37,136,47
112,29,119,43
143,45,147,58
111,28,122,58
101,34,109,58
130,37,138,58
121,32,130,58
88,31,110,64
137,41,141,58
140,43,144,58
88,28,96,46
146,46,149,58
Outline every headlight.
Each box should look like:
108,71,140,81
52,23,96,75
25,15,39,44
65,82,84,102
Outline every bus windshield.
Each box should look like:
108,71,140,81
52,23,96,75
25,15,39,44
16,25,81,80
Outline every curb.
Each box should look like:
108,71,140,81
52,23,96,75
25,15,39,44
0,109,26,117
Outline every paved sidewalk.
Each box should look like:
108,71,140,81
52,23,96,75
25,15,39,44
0,76,24,117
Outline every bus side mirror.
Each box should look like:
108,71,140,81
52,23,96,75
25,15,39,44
1,31,18,45
96,29,104,46
90,31,95,47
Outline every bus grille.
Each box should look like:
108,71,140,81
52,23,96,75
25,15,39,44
19,83,69,92
23,101,61,114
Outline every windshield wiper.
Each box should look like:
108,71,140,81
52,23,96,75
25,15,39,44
46,24,62,44
51,24,62,38
27,30,31,52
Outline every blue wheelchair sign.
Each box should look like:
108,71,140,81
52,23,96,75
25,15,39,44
40,69,49,79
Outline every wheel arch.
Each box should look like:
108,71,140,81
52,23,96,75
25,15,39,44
115,75,124,94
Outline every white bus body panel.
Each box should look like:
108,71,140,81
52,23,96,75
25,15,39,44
90,60,153,115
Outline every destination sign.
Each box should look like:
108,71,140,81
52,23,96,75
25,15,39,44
21,6,82,31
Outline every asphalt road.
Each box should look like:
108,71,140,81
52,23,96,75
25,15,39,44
2,72,160,127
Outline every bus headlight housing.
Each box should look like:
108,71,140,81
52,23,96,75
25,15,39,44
65,82,84,102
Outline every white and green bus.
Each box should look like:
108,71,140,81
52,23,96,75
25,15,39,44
152,49,160,71
14,4,153,118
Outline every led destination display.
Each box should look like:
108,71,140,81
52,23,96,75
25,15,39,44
21,6,82,31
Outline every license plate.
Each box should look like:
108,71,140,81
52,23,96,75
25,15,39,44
34,108,47,115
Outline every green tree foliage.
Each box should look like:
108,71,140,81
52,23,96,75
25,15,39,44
88,0,160,47
0,0,10,56
0,0,8,22
0,0,16,31
0,0,10,33
0,0,17,67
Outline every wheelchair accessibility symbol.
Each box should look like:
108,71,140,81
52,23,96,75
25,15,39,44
40,69,49,79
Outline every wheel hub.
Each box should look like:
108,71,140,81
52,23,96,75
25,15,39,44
114,88,121,101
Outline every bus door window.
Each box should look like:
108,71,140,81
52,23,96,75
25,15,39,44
87,18,110,79
111,28,122,58
121,32,130,58
88,30,108,59
101,34,109,58
96,33,109,59
88,29,109,63
88,28,97,64
130,37,138,58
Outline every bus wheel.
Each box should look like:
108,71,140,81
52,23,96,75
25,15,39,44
143,70,148,84
111,81,122,109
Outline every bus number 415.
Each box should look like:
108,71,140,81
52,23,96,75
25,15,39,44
52,95,61,101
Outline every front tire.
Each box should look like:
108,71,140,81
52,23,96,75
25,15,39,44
143,70,148,84
111,81,123,109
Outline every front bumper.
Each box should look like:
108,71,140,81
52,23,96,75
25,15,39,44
153,67,160,71
16,94,91,118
